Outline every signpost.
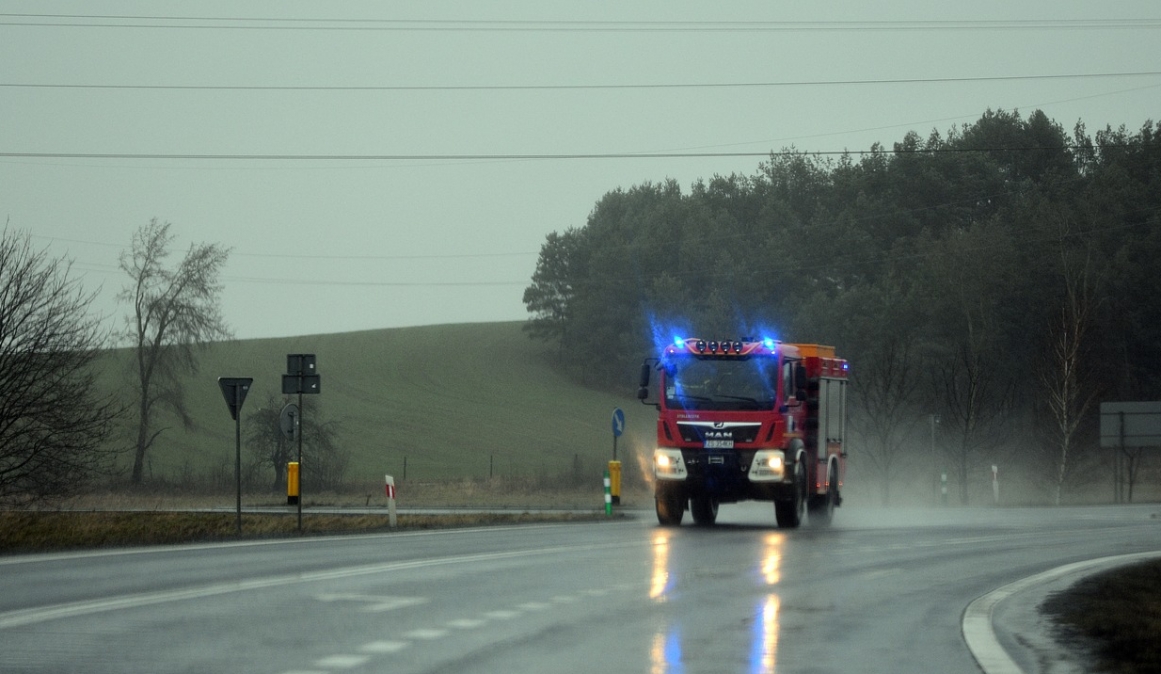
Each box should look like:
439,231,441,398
284,355,321,531
281,404,300,505
217,377,253,533
609,408,624,505
1100,401,1161,502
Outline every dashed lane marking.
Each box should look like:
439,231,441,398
360,641,409,654
402,627,449,640
313,654,370,669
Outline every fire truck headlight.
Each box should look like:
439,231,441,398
749,450,786,482
653,449,687,480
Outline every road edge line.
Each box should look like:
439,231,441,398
963,550,1161,674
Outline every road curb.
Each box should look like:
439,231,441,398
963,550,1161,674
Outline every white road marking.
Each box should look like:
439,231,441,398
360,641,409,654
314,594,428,612
551,595,578,603
403,628,449,640
447,618,486,629
484,609,520,619
0,544,620,629
963,550,1161,674
313,654,371,669
517,601,551,611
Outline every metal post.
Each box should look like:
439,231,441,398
234,386,242,534
1117,411,1125,504
930,414,940,506
297,391,303,532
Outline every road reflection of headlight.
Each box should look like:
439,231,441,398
762,533,783,585
650,530,671,601
650,626,683,674
750,594,780,674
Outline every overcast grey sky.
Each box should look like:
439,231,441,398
2,1,1159,340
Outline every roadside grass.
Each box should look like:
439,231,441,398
1043,559,1161,673
55,480,654,511
0,510,618,554
1,481,651,555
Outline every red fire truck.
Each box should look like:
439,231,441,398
637,337,849,527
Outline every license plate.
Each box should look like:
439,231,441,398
705,439,734,449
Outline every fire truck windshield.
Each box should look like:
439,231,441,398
664,356,778,411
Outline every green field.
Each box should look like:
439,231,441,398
99,321,653,492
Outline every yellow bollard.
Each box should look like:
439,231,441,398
287,462,300,505
608,460,622,506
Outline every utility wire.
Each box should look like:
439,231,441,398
2,15,1160,31
4,72,1159,92
0,145,1134,162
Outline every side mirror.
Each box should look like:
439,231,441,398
638,362,652,389
638,360,659,407
795,363,808,391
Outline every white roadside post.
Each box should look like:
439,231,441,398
992,465,1000,505
385,475,397,528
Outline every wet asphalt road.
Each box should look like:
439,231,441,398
1,503,1159,674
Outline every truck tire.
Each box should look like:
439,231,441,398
655,489,685,526
690,496,718,526
775,463,806,529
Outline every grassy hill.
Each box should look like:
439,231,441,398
101,322,654,492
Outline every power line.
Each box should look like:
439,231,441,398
2,15,1160,32
31,233,537,261
4,72,1159,92
0,145,1131,162
221,276,527,288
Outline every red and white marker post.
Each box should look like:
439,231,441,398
385,474,397,527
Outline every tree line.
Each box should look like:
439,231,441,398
523,109,1161,505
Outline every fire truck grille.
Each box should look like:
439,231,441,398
676,422,761,444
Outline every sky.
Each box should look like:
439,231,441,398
2,1,1159,340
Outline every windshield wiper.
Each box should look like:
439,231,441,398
714,395,760,404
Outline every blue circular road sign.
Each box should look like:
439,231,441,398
612,408,625,438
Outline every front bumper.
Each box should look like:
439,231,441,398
653,448,795,503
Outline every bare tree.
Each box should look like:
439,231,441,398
837,282,924,505
0,227,119,505
1033,215,1103,504
246,394,346,492
245,393,294,492
119,219,231,484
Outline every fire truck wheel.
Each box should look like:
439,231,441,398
775,465,806,529
655,489,685,526
690,496,719,526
